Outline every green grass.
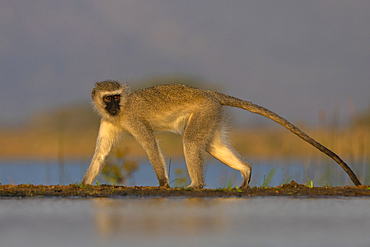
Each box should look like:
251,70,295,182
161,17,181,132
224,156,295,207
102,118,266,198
260,167,278,188
304,179,315,188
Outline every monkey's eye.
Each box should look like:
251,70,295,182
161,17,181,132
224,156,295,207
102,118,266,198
104,96,112,102
113,95,120,100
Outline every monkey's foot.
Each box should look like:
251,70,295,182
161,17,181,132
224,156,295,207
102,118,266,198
159,182,170,188
185,183,205,190
239,180,250,189
239,184,250,189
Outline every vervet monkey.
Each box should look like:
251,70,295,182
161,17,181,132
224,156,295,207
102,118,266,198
81,80,361,188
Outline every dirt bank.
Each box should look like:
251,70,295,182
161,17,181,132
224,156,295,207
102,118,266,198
1,181,370,198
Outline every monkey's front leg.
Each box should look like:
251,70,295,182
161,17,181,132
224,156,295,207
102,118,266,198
81,153,109,185
131,128,169,187
143,140,169,187
81,122,117,185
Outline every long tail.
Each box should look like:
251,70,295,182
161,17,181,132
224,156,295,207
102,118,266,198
207,91,361,186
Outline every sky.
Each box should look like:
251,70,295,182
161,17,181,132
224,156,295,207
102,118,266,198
1,1,370,126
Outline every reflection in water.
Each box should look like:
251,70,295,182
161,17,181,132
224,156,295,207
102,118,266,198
1,198,370,247
93,198,240,240
90,198,370,247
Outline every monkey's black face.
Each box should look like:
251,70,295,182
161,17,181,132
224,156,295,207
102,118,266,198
103,94,121,116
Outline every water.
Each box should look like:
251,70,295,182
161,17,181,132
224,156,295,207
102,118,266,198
1,197,369,247
0,158,362,187
1,160,369,247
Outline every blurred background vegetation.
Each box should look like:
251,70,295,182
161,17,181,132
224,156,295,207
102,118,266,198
0,75,369,165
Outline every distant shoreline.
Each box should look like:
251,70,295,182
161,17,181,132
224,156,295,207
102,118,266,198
0,126,368,161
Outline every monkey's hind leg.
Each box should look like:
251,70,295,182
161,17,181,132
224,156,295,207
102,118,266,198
183,142,206,189
183,114,217,189
207,130,252,188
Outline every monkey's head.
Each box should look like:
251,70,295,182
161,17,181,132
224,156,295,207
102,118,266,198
91,80,129,118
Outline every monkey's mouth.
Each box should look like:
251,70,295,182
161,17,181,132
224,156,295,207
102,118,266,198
110,111,119,116
105,106,120,116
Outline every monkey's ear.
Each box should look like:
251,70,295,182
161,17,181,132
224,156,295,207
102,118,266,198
91,88,96,100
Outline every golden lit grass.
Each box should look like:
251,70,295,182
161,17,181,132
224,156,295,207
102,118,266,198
0,124,368,162
231,126,370,160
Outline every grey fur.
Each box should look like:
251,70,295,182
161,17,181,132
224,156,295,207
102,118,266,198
81,80,361,188
91,81,122,99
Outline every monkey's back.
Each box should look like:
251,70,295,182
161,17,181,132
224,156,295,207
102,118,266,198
122,84,222,134
127,84,218,111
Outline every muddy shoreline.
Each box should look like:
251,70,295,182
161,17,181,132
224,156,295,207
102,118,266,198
1,181,369,198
